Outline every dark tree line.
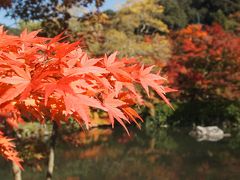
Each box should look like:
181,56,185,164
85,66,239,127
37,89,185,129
158,0,240,29
1,0,240,34
0,0,105,36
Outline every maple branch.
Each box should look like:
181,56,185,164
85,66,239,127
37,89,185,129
0,27,174,171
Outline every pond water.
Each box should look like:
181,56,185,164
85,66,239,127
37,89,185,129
1,127,240,180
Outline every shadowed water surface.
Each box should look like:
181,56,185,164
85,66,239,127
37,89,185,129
1,127,240,180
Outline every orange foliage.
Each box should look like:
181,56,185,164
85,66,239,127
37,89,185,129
63,128,112,146
0,26,174,167
0,132,23,169
165,24,240,101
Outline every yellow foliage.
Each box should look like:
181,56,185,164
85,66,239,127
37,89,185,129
102,29,171,64
18,20,41,32
68,0,171,65
119,0,169,33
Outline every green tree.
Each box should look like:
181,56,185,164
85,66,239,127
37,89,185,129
158,0,240,30
184,0,240,26
158,0,188,29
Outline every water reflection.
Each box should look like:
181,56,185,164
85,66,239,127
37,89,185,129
1,127,240,180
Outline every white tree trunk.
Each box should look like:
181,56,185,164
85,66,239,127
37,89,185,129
12,162,22,180
46,122,58,180
46,146,55,180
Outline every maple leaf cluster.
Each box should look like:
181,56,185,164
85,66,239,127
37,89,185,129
165,24,240,101
0,131,23,170
0,26,173,166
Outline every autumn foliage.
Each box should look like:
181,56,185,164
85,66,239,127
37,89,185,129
0,26,173,167
0,132,23,169
165,24,240,101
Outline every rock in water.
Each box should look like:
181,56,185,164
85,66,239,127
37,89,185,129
189,126,231,142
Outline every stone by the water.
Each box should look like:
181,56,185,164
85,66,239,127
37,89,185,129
189,126,231,142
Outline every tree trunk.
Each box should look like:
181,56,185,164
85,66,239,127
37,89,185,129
12,162,22,180
46,121,58,180
4,119,22,180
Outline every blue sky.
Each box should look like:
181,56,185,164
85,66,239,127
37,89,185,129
0,0,127,27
